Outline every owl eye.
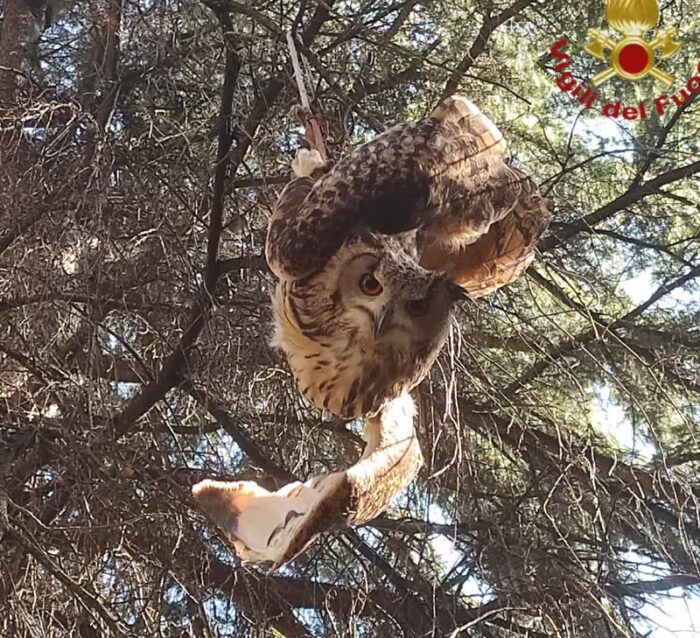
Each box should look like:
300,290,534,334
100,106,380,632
405,298,429,317
359,272,383,296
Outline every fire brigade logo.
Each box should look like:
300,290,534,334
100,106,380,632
583,0,681,85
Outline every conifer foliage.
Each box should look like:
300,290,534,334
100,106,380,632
1,0,699,635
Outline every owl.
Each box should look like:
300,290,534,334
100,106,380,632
266,96,550,418
191,96,550,569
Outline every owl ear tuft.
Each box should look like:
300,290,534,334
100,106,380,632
447,279,469,302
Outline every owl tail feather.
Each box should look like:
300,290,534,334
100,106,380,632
192,394,422,570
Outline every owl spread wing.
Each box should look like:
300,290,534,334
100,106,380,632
416,98,550,298
192,395,420,568
266,96,550,297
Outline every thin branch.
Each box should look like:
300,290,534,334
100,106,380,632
608,574,700,596
95,0,125,130
206,7,242,272
440,0,540,100
506,264,700,394
185,383,297,484
7,524,125,634
540,160,700,253
632,91,699,184
582,228,696,268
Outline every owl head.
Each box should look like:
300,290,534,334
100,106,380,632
271,231,463,418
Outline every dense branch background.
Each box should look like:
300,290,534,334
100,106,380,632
1,0,699,636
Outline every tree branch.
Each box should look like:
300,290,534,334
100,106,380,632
540,160,700,253
440,0,539,100
506,264,700,394
0,0,42,104
205,8,242,272
608,574,700,597
185,384,297,484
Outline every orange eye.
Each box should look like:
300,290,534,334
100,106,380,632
405,298,429,317
359,272,383,296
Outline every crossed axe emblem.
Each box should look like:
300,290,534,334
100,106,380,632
584,27,681,85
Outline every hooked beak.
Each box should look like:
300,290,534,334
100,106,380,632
373,306,393,338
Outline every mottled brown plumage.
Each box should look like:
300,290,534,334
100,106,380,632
192,96,550,569
268,96,549,418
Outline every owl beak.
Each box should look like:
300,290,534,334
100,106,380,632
373,307,393,338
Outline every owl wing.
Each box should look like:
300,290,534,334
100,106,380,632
415,97,550,298
192,395,421,569
266,96,549,295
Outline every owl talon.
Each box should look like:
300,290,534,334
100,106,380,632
292,148,325,178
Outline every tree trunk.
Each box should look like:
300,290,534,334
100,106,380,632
0,0,44,106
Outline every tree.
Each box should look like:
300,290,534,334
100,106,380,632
1,0,699,635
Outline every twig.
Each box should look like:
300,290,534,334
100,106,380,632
540,160,700,253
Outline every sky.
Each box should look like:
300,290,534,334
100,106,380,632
409,112,700,636
556,120,700,636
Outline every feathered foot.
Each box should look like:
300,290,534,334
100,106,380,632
191,474,349,569
292,148,325,178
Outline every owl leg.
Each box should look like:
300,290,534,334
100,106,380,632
292,148,325,178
